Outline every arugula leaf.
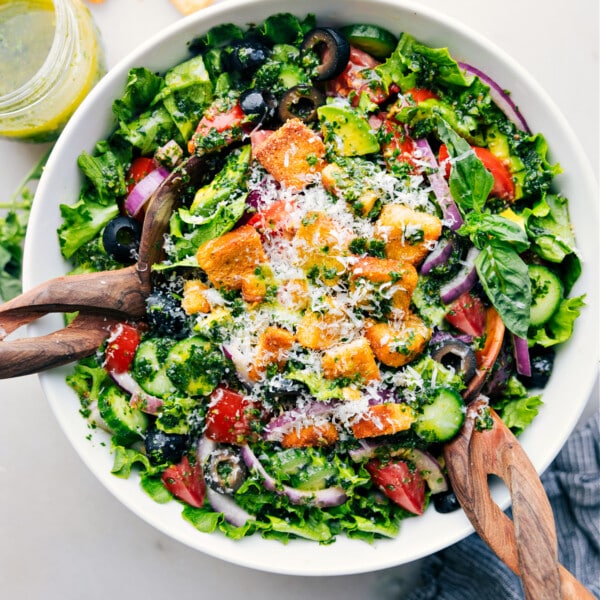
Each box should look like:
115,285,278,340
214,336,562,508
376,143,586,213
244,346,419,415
436,118,493,213
475,241,531,338
529,295,586,347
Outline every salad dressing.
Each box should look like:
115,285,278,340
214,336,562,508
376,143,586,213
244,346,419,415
0,0,104,142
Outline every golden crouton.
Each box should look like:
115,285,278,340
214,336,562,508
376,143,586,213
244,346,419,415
295,297,348,350
321,163,378,217
365,314,431,368
181,279,211,315
195,225,267,290
254,118,326,189
350,256,418,316
294,211,348,284
281,421,339,448
374,204,442,265
248,326,296,381
277,278,310,311
321,337,380,383
351,403,415,439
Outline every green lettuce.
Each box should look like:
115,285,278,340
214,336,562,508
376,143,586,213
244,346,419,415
529,295,586,347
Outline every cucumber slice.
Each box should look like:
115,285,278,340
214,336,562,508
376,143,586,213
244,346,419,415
529,264,564,327
165,336,226,397
132,338,177,398
415,388,465,443
340,24,398,59
98,384,149,442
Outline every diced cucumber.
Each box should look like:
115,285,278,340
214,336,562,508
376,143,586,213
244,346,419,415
98,383,149,443
414,388,465,443
132,338,177,398
529,264,563,328
165,336,226,397
340,24,398,59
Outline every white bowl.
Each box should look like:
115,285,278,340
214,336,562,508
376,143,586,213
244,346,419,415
24,0,599,576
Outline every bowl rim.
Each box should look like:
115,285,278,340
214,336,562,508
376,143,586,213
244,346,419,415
23,0,599,576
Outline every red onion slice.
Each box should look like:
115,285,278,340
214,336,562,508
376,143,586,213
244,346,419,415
124,167,170,217
240,445,347,508
109,370,164,414
459,62,531,133
440,246,480,304
420,237,454,275
415,138,463,230
512,333,532,377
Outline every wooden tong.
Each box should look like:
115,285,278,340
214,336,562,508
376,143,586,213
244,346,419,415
0,155,205,378
444,308,594,599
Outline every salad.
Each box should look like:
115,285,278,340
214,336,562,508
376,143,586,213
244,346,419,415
61,13,584,543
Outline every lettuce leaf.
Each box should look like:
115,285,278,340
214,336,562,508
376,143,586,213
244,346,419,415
529,295,586,347
492,376,543,435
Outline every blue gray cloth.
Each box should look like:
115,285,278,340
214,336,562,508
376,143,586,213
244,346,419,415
403,411,600,599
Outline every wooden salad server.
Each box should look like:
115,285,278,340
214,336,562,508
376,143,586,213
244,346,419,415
443,307,594,600
0,154,206,379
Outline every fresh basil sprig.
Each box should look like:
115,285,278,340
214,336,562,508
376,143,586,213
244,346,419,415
436,118,531,337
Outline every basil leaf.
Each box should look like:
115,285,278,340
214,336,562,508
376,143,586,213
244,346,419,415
459,212,530,252
436,118,493,213
475,241,531,338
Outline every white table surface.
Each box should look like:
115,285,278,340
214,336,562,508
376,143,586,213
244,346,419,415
0,1,597,598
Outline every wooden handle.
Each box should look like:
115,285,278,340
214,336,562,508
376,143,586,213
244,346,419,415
0,314,119,378
0,265,147,340
444,406,595,600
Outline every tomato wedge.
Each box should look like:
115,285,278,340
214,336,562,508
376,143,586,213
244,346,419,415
205,387,258,445
445,291,487,338
103,323,140,373
247,199,297,238
126,157,157,194
327,46,392,106
404,87,439,103
161,455,205,508
381,118,418,173
366,458,426,515
188,101,246,154
438,144,515,201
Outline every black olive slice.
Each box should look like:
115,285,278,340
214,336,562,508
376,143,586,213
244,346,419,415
431,338,477,382
239,88,278,124
224,41,271,76
144,428,188,465
278,85,325,122
301,27,350,80
102,215,142,264
206,447,248,494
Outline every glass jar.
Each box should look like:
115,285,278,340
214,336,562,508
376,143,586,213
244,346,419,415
0,0,105,142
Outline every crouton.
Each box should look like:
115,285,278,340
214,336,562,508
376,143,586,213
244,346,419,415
181,279,211,315
321,337,380,383
351,403,415,439
365,314,431,368
350,256,418,316
295,296,349,350
374,204,442,265
294,211,348,284
321,163,378,217
281,421,339,448
254,118,326,189
248,326,295,382
195,225,268,290
277,278,310,311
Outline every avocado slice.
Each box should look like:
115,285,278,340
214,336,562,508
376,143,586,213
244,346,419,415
317,104,380,156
